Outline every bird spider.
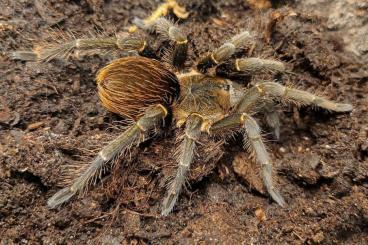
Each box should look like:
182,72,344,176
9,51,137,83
12,17,353,216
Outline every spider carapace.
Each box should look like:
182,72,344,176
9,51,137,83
13,17,353,216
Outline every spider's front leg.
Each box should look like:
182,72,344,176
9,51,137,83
209,113,286,206
12,33,148,62
47,104,168,209
161,113,203,216
234,81,353,113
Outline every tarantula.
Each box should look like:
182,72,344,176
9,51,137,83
12,17,353,216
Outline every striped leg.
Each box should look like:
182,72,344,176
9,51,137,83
209,113,286,206
161,114,203,216
234,81,353,113
196,31,253,73
133,17,188,67
47,104,168,208
263,101,281,140
12,34,147,62
153,18,188,67
221,57,286,76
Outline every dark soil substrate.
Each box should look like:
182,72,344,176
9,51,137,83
1,0,367,244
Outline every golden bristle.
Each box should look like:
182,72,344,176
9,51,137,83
96,56,179,120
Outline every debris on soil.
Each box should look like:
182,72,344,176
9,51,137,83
178,209,247,244
264,8,297,43
232,152,267,194
255,207,266,222
246,0,271,10
299,0,368,60
280,153,339,186
26,121,45,131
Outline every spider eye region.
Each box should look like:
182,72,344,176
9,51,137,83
96,56,180,120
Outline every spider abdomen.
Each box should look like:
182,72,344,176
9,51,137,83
96,56,180,120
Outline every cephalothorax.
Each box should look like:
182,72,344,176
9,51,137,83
13,16,353,216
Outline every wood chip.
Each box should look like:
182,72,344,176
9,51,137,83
27,121,44,130
255,208,266,222
246,0,271,9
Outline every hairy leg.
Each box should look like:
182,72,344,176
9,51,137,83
234,81,353,113
222,57,286,76
209,113,286,206
161,114,203,216
12,34,147,62
133,17,187,67
263,101,281,140
153,18,188,67
129,0,189,33
197,31,253,72
47,104,168,208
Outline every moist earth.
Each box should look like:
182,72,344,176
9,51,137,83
1,0,367,244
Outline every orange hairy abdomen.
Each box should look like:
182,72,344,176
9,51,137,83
96,56,179,120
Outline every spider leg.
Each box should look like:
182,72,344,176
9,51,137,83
47,104,168,209
234,81,353,113
161,114,203,216
209,113,286,206
263,101,281,140
11,34,148,62
149,17,188,67
197,31,253,73
128,0,189,33
221,57,286,75
133,17,187,67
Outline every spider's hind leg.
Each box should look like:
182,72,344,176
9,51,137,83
47,104,168,209
129,0,189,33
134,17,187,67
148,17,188,68
12,32,148,62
